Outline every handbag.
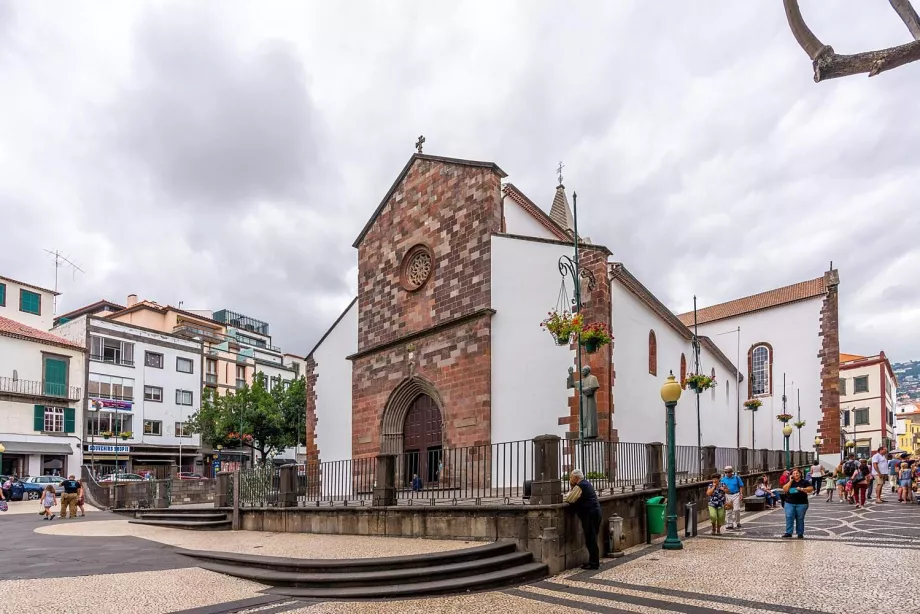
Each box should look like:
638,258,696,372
724,499,733,510
0,500,7,512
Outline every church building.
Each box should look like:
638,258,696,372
303,152,841,477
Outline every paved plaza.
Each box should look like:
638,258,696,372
2,497,919,613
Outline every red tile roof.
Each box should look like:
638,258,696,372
0,315,86,351
677,277,826,326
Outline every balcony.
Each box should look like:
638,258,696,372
89,354,135,367
0,377,82,401
235,378,246,390
205,373,218,386
213,309,270,336
172,324,225,344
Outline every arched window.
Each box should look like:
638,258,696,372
680,353,687,389
749,343,773,397
648,330,657,376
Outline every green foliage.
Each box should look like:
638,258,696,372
188,372,307,462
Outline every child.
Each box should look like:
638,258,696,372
706,473,727,535
41,484,57,520
898,462,914,503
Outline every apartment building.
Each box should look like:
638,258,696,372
0,276,85,477
839,351,898,457
54,313,203,477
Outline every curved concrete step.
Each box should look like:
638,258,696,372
130,518,231,530
265,562,548,599
138,513,228,521
177,541,516,573
197,551,535,587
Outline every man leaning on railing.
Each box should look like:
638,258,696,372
565,469,602,570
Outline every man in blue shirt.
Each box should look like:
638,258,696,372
565,469,602,569
720,466,745,530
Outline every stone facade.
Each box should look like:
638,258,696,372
350,155,505,459
817,268,841,454
304,356,320,469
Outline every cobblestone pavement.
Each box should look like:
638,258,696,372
4,497,919,613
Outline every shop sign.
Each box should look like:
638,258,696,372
87,445,130,453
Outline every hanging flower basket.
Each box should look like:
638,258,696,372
776,413,793,423
100,431,114,440
540,310,583,347
743,399,762,411
793,420,806,429
579,322,612,354
119,431,133,440
685,373,716,393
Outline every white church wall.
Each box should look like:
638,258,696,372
311,300,358,463
610,279,740,450
695,298,823,455
491,235,575,447
502,195,558,240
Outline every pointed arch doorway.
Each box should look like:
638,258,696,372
403,394,443,486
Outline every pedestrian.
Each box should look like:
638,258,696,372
754,475,779,508
809,460,825,497
851,459,871,509
829,462,846,503
410,474,422,492
871,446,889,503
59,474,81,519
898,461,914,504
888,454,900,495
843,454,858,503
781,468,813,539
719,466,745,530
706,474,728,534
76,483,86,517
41,484,56,520
565,469,601,570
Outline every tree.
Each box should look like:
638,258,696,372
784,0,920,81
188,372,307,464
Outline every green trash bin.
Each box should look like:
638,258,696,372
646,496,666,535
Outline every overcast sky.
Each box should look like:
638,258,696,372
1,1,918,363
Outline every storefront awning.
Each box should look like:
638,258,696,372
1,442,73,455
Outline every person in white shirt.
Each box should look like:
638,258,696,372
809,460,825,496
870,446,889,504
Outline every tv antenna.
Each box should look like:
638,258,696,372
43,249,85,315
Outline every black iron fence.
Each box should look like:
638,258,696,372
296,457,375,506
238,464,280,507
561,440,652,493
0,377,81,400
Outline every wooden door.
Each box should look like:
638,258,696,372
403,395,443,485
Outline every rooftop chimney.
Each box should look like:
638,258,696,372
127,294,138,307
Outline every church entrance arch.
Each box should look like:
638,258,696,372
403,394,443,485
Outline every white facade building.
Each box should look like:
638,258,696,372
0,314,85,477
53,315,203,476
839,352,897,458
0,275,58,331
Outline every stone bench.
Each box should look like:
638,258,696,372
743,496,765,512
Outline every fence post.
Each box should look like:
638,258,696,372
279,464,296,507
232,470,241,530
774,450,784,470
372,455,396,507
739,447,750,475
530,434,562,505
647,442,665,488
170,463,179,479
215,472,229,508
759,449,769,472
154,480,169,509
702,445,717,477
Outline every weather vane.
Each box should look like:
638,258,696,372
415,135,425,153
556,160,564,186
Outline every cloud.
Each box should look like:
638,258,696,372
0,0,917,364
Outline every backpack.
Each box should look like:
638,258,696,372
851,468,865,484
844,461,857,475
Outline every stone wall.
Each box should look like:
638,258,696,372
170,478,216,504
818,268,841,454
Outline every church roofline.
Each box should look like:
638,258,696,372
502,183,571,242
492,232,611,256
609,262,742,381
351,153,508,248
305,297,358,360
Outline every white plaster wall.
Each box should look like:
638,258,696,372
0,278,55,330
840,362,895,450
502,196,557,240
610,280,740,449
491,236,577,445
695,298,823,453
312,300,357,463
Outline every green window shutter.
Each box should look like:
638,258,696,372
44,358,67,397
0,283,5,306
20,289,41,315
34,405,45,432
64,407,76,433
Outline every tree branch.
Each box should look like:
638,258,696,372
889,0,920,40
783,0,920,81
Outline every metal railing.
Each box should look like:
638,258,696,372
89,354,135,367
239,464,281,507
668,445,704,483
296,457,376,505
716,447,740,473
562,440,652,492
0,377,81,400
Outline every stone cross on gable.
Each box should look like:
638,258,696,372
556,161,564,186
415,135,425,153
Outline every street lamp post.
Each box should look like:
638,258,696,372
783,424,793,469
660,372,683,551
88,400,100,472
216,444,223,477
814,436,822,464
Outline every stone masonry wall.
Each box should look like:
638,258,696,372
355,158,503,353
304,356,320,469
817,269,841,455
351,314,493,458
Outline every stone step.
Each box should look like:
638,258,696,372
196,550,535,587
138,513,228,521
129,518,231,530
263,562,548,599
177,541,516,573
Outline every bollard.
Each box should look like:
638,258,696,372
684,502,698,537
608,514,625,558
